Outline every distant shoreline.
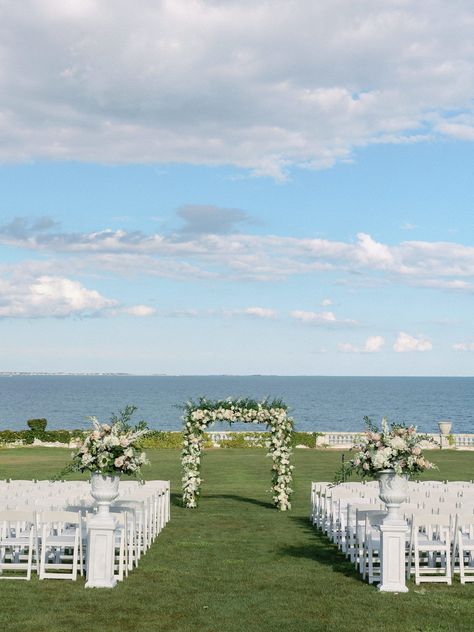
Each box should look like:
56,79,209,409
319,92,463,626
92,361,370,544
0,373,472,378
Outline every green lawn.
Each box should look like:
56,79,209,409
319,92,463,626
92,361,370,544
1,447,474,632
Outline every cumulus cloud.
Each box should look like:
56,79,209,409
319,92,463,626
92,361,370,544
453,342,474,352
0,2,474,176
121,305,156,317
0,275,116,318
338,335,385,353
364,336,385,353
242,307,276,319
321,298,332,306
393,332,432,353
290,310,357,326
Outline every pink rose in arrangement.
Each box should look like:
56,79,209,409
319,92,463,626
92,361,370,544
335,416,437,483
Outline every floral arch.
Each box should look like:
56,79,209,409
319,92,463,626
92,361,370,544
181,398,294,511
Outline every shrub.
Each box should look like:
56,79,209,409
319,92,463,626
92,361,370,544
43,430,75,444
290,431,321,448
0,428,85,446
26,418,48,435
139,431,183,449
0,430,25,444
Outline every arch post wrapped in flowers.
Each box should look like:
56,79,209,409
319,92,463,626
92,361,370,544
181,397,294,511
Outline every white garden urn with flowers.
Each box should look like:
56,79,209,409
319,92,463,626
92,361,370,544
337,417,436,593
58,408,149,588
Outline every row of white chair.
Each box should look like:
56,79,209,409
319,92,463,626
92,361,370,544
0,479,170,581
310,480,474,586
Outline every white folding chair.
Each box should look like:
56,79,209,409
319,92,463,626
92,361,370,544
407,513,452,585
452,513,474,584
38,510,82,580
0,510,36,580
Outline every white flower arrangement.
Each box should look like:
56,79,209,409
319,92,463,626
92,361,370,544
337,416,436,481
58,405,149,478
181,398,294,511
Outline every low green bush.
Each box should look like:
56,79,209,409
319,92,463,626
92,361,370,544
139,430,183,449
0,428,85,446
290,431,316,448
0,430,26,444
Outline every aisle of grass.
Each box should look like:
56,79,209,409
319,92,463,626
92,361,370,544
1,447,474,632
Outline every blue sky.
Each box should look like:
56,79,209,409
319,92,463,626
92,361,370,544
0,1,473,375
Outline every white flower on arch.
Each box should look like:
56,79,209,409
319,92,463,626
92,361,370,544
181,398,294,511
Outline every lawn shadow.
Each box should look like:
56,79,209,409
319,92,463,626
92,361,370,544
278,515,364,582
203,493,275,509
170,492,274,509
170,492,184,507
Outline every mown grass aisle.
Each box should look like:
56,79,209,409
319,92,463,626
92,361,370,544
1,448,474,632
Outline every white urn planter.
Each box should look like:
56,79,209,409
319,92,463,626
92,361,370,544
85,472,120,589
90,473,120,515
376,469,409,593
377,469,409,523
438,420,452,436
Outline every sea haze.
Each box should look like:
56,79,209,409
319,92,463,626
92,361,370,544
0,375,473,434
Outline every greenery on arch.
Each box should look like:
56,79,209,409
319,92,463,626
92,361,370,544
181,397,294,511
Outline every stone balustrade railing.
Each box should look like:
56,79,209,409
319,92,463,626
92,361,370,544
315,431,474,449
206,430,474,449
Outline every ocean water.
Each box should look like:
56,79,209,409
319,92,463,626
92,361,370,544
0,375,473,435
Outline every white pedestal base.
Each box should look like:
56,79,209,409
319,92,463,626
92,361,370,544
85,513,117,589
378,521,409,593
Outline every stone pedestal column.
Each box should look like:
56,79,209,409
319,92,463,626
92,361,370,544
378,521,409,593
85,513,117,589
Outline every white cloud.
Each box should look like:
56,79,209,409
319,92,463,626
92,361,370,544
321,298,332,306
453,342,474,352
393,332,432,353
222,307,277,319
243,307,276,319
121,305,156,317
364,335,385,353
290,310,357,326
3,219,474,292
338,335,385,353
0,275,116,318
0,2,474,176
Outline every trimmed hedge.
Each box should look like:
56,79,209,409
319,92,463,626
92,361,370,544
139,431,183,449
291,431,322,448
0,426,323,448
0,429,85,445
